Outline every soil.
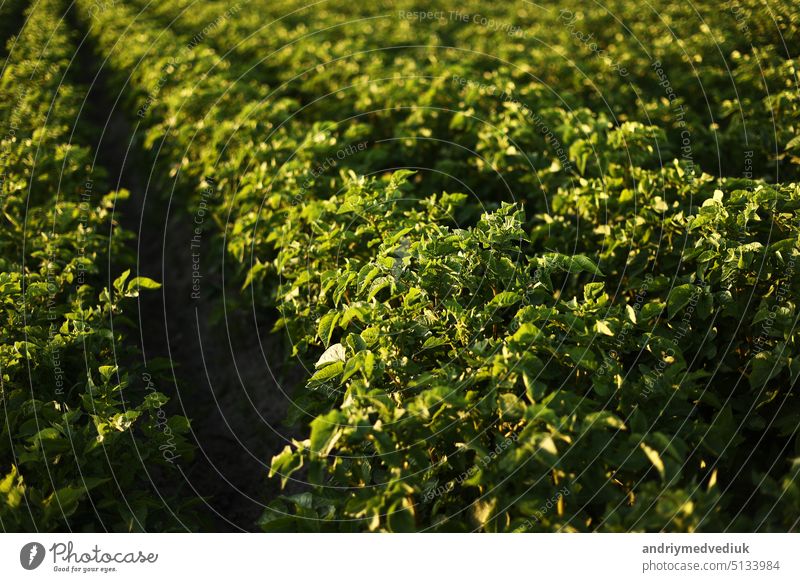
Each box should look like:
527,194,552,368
67,6,305,532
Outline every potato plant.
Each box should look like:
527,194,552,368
1,0,195,531
262,170,799,531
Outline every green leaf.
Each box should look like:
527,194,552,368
422,336,448,349
341,304,369,327
308,361,344,385
309,411,345,457
363,350,376,379
127,277,161,291
640,443,665,479
367,276,393,300
32,427,61,444
358,266,380,294
667,284,696,318
341,353,362,382
317,311,340,348
595,320,614,336
512,323,540,344
584,282,605,301
584,411,627,431
315,343,346,369
269,445,304,487
45,486,86,518
749,351,784,388
361,326,380,346
99,365,117,382
785,134,800,151
639,302,664,321
113,270,131,293
625,304,637,324
386,500,416,532
489,291,521,308
345,333,366,353
570,255,604,276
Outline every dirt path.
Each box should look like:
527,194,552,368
67,4,304,531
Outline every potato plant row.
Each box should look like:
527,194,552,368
1,0,196,531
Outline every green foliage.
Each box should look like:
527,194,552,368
1,0,196,531
263,171,799,531
20,0,797,532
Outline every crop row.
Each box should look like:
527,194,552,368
124,0,799,182
1,0,195,531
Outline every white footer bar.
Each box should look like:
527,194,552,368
1,533,797,580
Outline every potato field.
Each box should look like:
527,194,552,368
1,0,799,533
